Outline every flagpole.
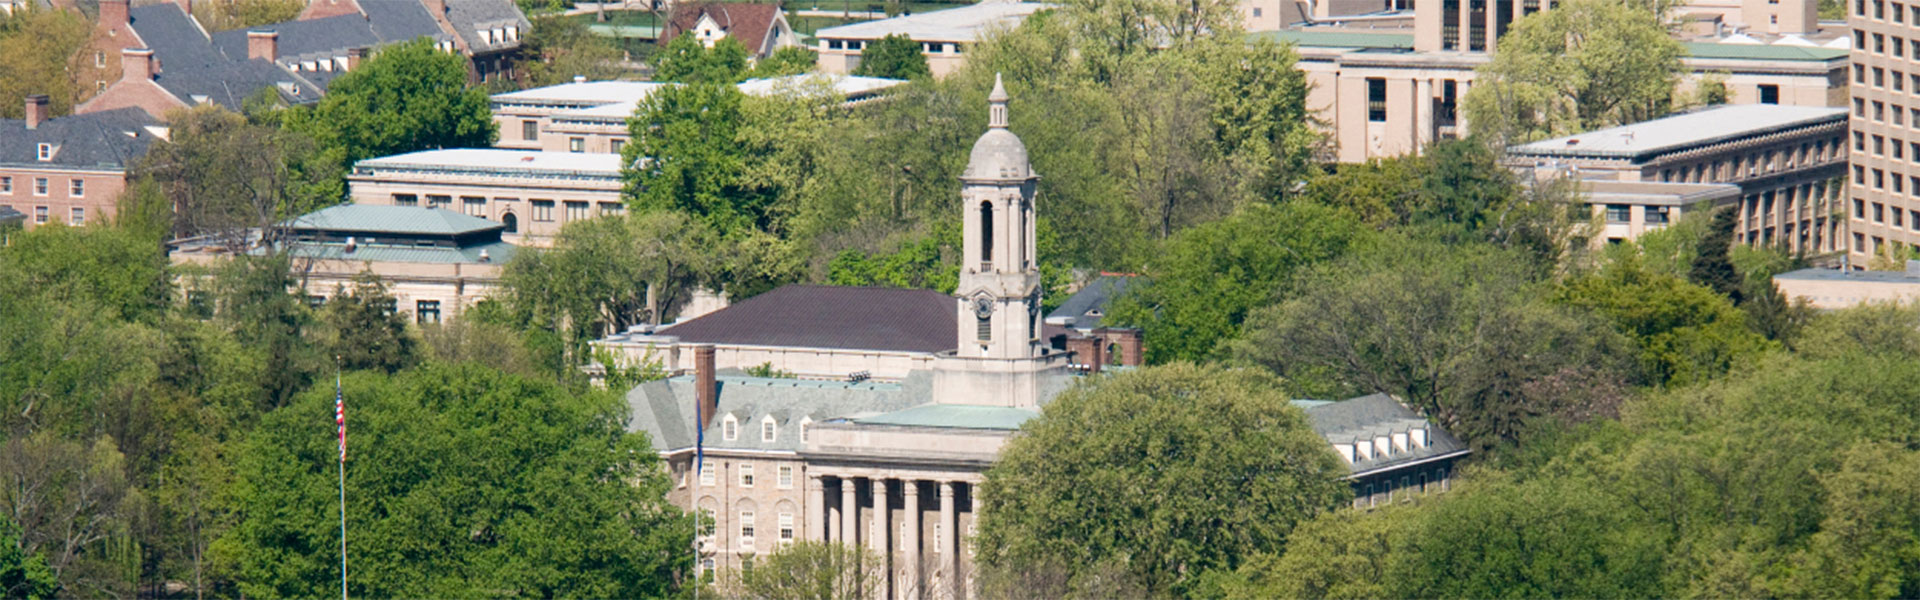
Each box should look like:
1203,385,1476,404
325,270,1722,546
337,360,348,600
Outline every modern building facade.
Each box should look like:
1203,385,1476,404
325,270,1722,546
346,149,624,246
168,205,517,323
1508,104,1850,253
1847,0,1920,260
1,96,159,230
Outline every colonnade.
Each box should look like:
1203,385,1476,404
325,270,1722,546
807,474,978,600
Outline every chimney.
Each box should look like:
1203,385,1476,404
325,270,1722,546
693,344,718,431
122,48,156,82
247,30,279,62
346,47,366,71
100,0,129,31
24,95,48,130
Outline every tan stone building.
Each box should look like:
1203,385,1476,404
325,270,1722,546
490,75,905,154
346,149,624,246
169,204,517,323
1773,263,1920,307
1846,0,1920,260
812,2,1050,78
1508,104,1849,252
1,96,159,230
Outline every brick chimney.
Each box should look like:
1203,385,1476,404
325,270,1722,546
346,47,366,71
693,344,718,431
24,95,48,130
247,30,279,62
424,0,446,16
100,0,129,31
122,48,155,82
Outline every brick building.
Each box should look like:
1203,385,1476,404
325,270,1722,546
0,95,159,229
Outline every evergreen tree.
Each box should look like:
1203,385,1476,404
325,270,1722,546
1688,207,1743,303
852,34,930,80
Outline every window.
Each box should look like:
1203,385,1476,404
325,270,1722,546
1605,204,1631,223
827,39,843,50
739,463,754,487
532,199,554,221
428,195,452,209
610,138,625,154
1759,84,1779,105
569,137,584,153
700,460,716,486
977,315,991,342
95,51,104,67
740,511,755,544
799,418,811,444
1877,67,1887,88
564,200,589,222
723,415,738,441
63,178,83,198
393,193,418,206
598,202,624,216
36,144,51,161
522,120,538,140
762,418,776,442
69,207,83,225
1877,33,1887,53
1,176,11,194
502,212,518,234
978,201,993,262
778,512,795,542
1367,78,1387,122
1647,206,1670,225
33,206,47,223
416,300,441,324
33,178,48,196
778,465,794,489
463,196,486,216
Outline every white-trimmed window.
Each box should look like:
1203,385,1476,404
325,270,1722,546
700,460,715,486
33,206,47,223
36,144,51,161
1,176,12,194
799,417,812,444
69,207,83,225
778,512,795,543
723,415,738,441
739,510,756,546
739,463,754,487
761,416,776,443
778,465,794,489
68,179,83,197
33,178,48,196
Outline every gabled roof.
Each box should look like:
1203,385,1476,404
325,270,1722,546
127,3,324,108
627,371,928,452
441,0,531,54
663,2,784,52
657,284,958,353
1299,393,1470,477
1045,275,1142,330
0,107,159,170
284,204,504,236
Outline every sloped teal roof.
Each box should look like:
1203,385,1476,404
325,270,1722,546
1683,42,1848,62
1249,30,1414,49
278,240,517,265
284,205,504,236
853,403,1040,430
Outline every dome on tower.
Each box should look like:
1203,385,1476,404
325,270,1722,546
963,74,1034,181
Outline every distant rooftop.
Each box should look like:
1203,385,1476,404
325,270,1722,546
351,148,624,178
1509,104,1846,162
285,204,504,236
523,74,908,122
1045,275,1143,330
1682,41,1848,62
490,81,669,107
1301,393,1470,477
813,2,1050,42
1250,29,1414,50
642,284,958,353
1581,180,1742,206
851,403,1040,430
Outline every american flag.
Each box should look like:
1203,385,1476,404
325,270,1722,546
335,377,346,463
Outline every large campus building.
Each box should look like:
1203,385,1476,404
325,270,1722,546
1846,0,1920,260
1,95,160,230
346,149,624,247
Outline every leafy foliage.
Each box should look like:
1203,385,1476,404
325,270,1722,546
1556,255,1775,386
726,541,881,600
0,513,56,600
852,34,930,80
518,15,626,87
316,273,420,374
1464,0,1684,145
750,46,819,78
140,105,343,242
288,39,496,170
0,6,89,118
650,34,749,83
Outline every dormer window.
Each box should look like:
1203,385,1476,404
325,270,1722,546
799,417,812,444
761,416,776,443
36,143,52,162
722,414,738,441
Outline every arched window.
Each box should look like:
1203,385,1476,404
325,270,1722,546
979,201,994,263
501,212,518,234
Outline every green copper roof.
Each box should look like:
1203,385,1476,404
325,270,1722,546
852,404,1040,430
1682,42,1848,62
1249,30,1414,49
278,240,517,265
284,205,504,236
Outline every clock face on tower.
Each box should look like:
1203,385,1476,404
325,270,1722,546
973,296,995,319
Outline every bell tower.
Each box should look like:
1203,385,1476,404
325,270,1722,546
954,74,1042,360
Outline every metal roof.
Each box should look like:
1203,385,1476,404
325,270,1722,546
1682,41,1848,61
1248,29,1414,49
1581,181,1742,206
626,372,929,452
813,2,1050,42
851,403,1039,430
1774,266,1920,282
655,284,958,353
490,81,669,106
352,148,624,177
277,239,517,265
1509,104,1846,162
1301,393,1471,476
284,204,505,236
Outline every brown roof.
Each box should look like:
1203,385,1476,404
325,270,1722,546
661,2,783,55
660,285,957,353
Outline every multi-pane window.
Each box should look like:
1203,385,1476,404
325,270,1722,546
778,465,794,489
1605,204,1631,223
740,511,756,545
740,464,754,487
428,195,452,209
34,206,47,223
569,137,585,153
532,199,555,221
69,207,84,225
1,176,11,194
416,300,441,324
762,419,776,442
723,416,738,441
68,179,83,197
778,513,795,543
564,200,589,222
393,193,418,206
36,144,50,161
700,460,715,486
33,178,48,196
610,139,626,154
522,120,538,140
463,196,486,216
1366,78,1387,122
1646,206,1670,225
598,202,624,216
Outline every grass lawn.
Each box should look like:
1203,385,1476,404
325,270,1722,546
565,9,661,28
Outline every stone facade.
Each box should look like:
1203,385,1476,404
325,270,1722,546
1847,0,1920,260
346,149,624,247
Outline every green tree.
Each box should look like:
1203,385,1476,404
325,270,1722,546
518,15,626,87
1218,508,1409,600
1238,238,1639,447
316,273,419,374
288,39,496,168
142,105,343,241
217,363,693,598
727,541,882,600
750,46,819,78
210,254,322,408
1105,201,1371,363
1791,303,1920,359
852,34,930,80
1464,0,1685,145
1688,206,1744,302
191,0,305,32
974,363,1350,597
624,83,765,234
0,514,56,600
0,434,137,597
1781,442,1920,599
1556,255,1775,386
650,34,750,83
0,6,90,118
499,211,717,366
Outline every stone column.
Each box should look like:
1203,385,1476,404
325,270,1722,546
808,476,827,542
940,481,957,599
966,485,980,600
842,477,859,547
1458,0,1472,51
903,480,921,600
1415,78,1434,152
1456,80,1471,136
872,478,891,598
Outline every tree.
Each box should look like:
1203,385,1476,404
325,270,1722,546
0,434,136,597
852,34,930,80
750,46,819,79
727,541,882,600
1105,201,1371,364
650,34,749,83
518,15,626,87
209,254,322,409
1464,0,1684,145
141,105,342,243
316,273,419,374
0,6,90,118
288,39,496,169
498,211,718,365
217,363,694,598
1217,508,1409,600
974,363,1350,597
1688,206,1743,302
624,83,762,234
1238,238,1639,447
190,0,305,32
1556,255,1775,386
1058,0,1244,83
0,514,56,600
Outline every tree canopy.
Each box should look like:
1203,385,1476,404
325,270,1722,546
1464,0,1684,145
853,34,931,80
288,39,496,169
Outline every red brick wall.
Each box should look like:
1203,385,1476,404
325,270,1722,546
0,169,129,229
